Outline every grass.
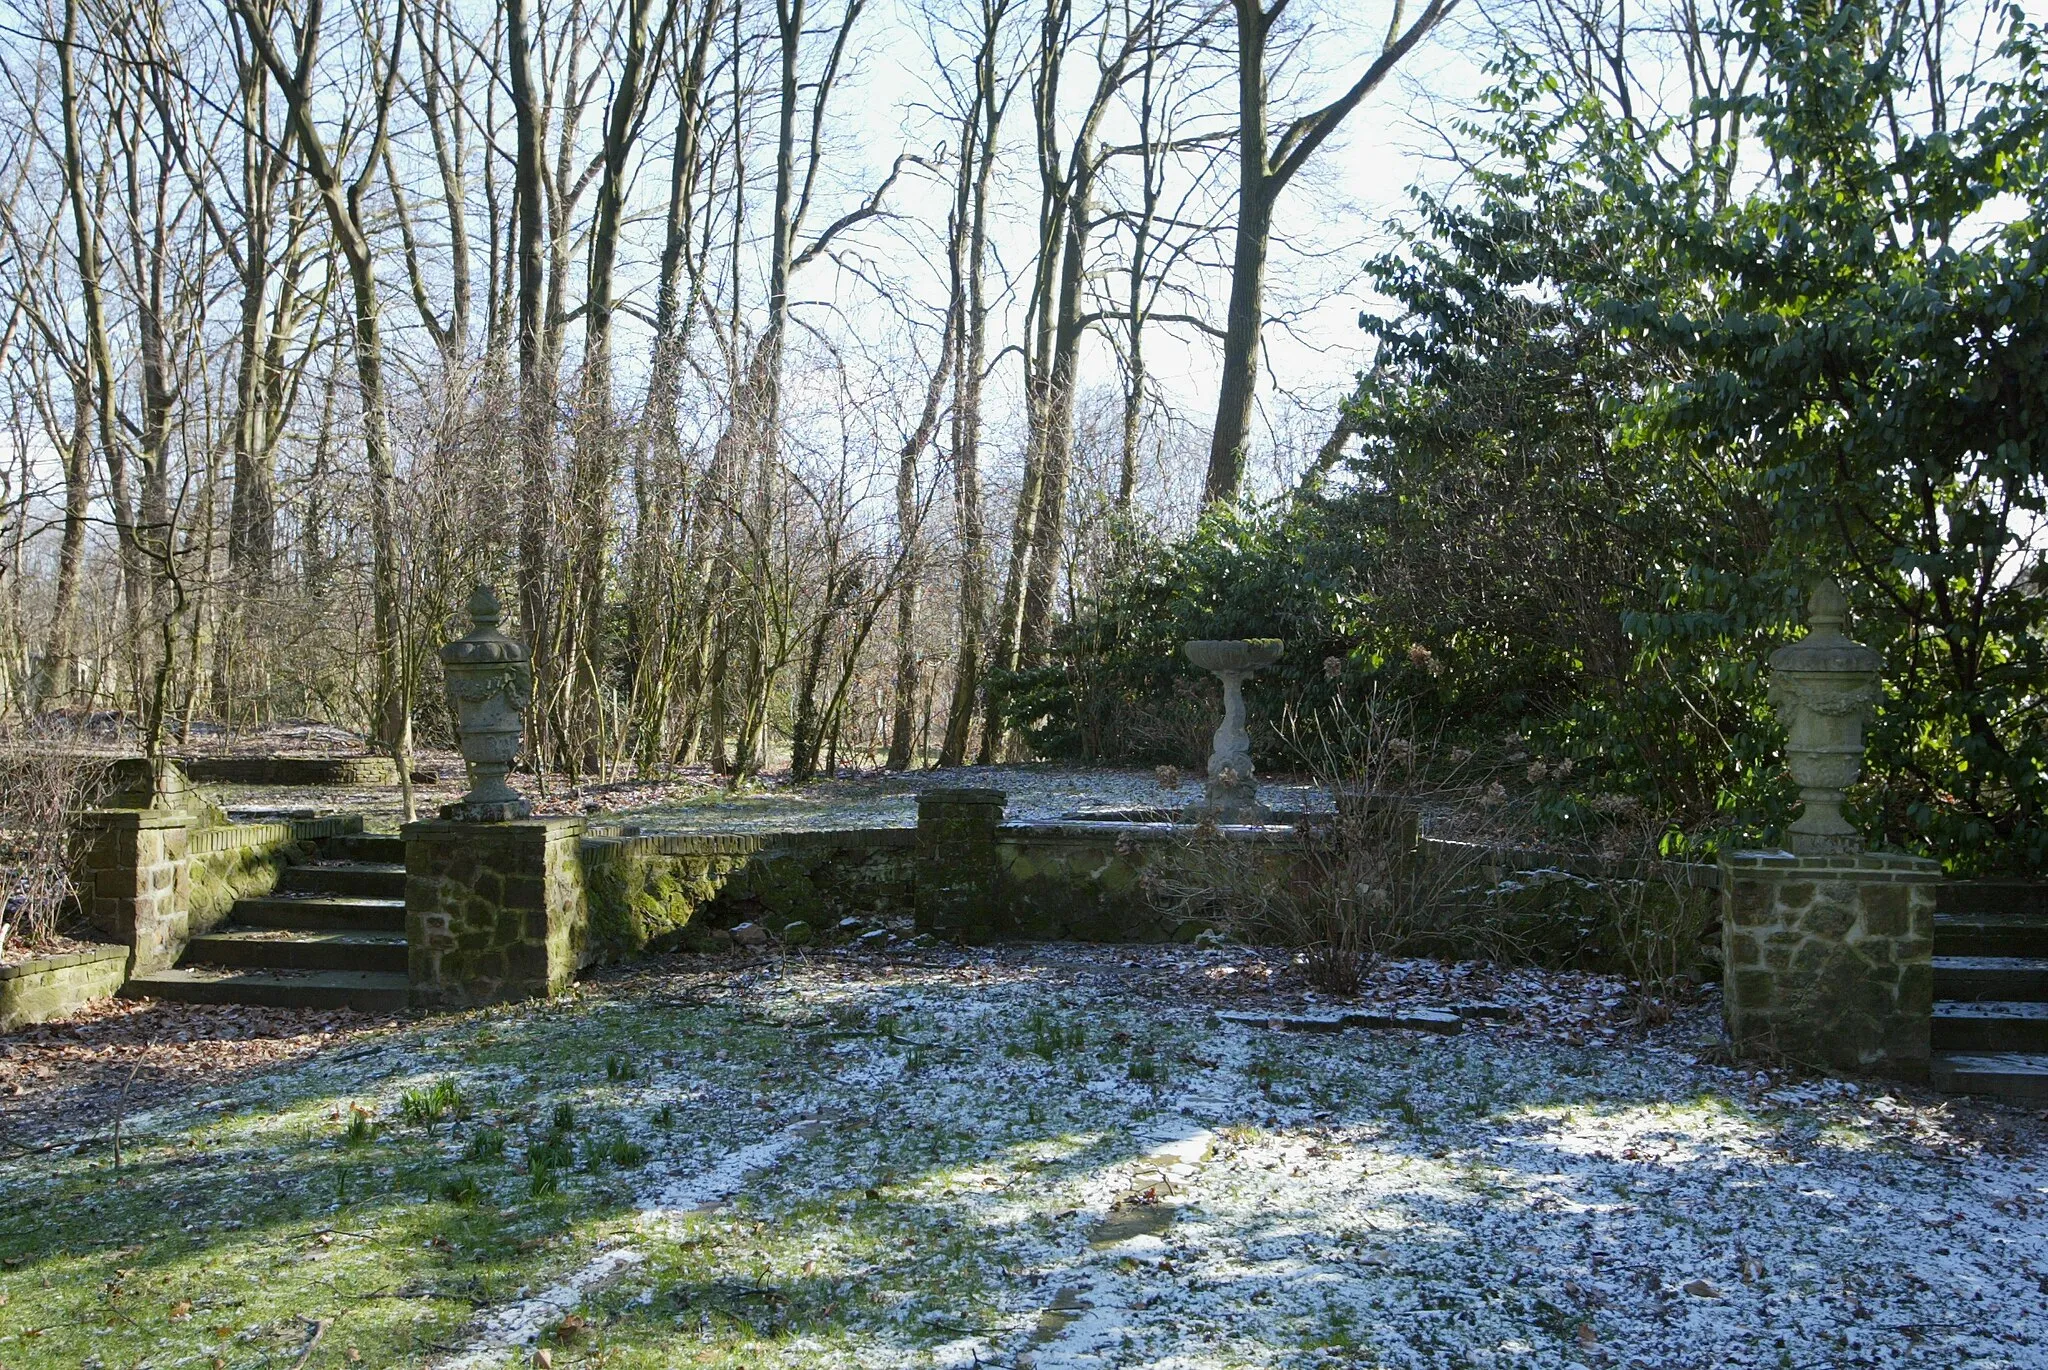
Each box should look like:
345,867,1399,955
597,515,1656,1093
0,959,2027,1369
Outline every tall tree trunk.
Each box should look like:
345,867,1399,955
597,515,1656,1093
1204,0,1455,502
34,374,92,710
941,0,1010,768
566,0,663,778
885,308,958,770
508,0,555,763
229,0,408,745
1018,155,1095,666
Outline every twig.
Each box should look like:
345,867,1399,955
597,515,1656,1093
290,1315,332,1368
112,1060,142,1171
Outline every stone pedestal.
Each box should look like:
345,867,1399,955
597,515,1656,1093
403,817,589,1008
1720,850,1939,1078
914,788,1007,943
75,809,193,974
1184,639,1282,822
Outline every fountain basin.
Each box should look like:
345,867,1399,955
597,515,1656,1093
1184,639,1283,674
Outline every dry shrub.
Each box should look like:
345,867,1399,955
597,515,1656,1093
1594,819,1720,1023
1147,691,1509,995
0,729,114,958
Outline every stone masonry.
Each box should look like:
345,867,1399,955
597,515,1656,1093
1720,850,1940,1078
75,809,192,975
404,817,590,1008
914,788,1007,942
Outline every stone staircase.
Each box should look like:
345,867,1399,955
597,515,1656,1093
1931,882,2048,1102
125,834,411,1013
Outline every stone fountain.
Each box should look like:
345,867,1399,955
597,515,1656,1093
439,585,534,821
1184,638,1283,822
1767,577,1881,854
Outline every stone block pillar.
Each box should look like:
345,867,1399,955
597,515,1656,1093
75,809,193,974
1720,850,1940,1078
403,817,589,1008
915,788,1007,942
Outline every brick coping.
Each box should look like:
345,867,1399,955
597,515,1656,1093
0,942,128,982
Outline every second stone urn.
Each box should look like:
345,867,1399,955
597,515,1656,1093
1768,577,1881,854
440,585,534,821
1184,638,1283,822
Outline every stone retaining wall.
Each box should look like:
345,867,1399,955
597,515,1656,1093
1415,837,1722,972
0,944,129,1030
582,828,915,955
177,755,402,786
993,821,1294,943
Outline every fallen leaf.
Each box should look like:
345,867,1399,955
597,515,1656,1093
1682,1279,1722,1299
170,1300,192,1319
535,1350,553,1368
1577,1323,1597,1344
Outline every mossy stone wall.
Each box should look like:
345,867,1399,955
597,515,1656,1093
404,818,590,1008
0,945,129,1030
581,830,915,956
1720,850,1939,1078
994,825,1219,943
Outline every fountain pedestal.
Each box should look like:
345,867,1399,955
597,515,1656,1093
1184,639,1283,822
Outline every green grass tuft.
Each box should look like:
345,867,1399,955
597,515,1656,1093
400,1078,468,1125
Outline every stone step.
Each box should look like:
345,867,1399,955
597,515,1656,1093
327,833,406,865
1938,882,2048,919
278,861,405,899
1931,1000,2048,1053
123,967,409,1013
1933,913,2048,959
1932,955,2048,1003
232,894,406,933
1931,1052,2048,1103
185,928,407,974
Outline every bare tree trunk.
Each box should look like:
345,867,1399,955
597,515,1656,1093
942,0,1012,768
1204,0,1456,502
885,308,957,770
58,0,143,697
230,0,408,746
1018,153,1096,666
33,373,92,709
508,0,555,763
566,0,666,777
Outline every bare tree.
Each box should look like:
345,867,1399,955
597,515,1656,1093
1203,0,1456,502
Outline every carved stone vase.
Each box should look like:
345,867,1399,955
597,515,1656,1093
1184,638,1283,822
1768,578,1881,854
440,585,534,821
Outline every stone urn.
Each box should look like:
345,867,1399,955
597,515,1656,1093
1768,577,1881,854
440,585,534,821
1184,638,1283,821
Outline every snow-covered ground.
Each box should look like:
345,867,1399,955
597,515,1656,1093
8,944,2039,1369
211,761,1331,831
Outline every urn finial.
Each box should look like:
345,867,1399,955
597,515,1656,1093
467,584,502,630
